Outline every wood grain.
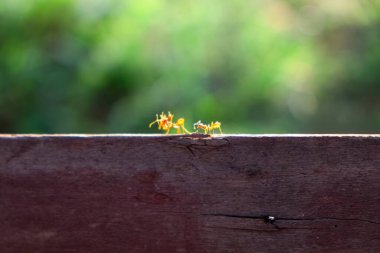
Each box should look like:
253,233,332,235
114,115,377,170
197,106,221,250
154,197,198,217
0,134,379,253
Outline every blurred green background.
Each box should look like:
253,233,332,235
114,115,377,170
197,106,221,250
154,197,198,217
0,0,379,133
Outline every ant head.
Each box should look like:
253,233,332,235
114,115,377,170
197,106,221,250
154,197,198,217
193,120,202,128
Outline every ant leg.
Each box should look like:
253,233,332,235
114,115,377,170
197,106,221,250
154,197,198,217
149,114,160,128
182,126,191,134
149,121,157,128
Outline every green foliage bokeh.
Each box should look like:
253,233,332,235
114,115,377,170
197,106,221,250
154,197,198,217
0,0,379,133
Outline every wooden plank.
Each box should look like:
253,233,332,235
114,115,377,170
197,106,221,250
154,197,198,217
0,134,379,252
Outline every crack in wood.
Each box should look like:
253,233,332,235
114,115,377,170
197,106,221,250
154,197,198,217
202,213,380,225
5,142,35,164
168,136,230,148
185,145,196,157
220,137,231,146
204,226,280,233
277,216,380,225
170,136,231,158
204,225,318,233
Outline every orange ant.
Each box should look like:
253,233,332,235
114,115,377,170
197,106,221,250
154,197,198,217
149,112,191,134
149,112,172,134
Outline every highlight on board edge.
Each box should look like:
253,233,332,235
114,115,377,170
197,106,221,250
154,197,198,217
149,112,222,135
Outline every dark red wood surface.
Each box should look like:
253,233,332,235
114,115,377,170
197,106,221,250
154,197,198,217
0,134,379,252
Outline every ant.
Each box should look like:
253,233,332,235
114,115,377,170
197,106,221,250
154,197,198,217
149,112,191,134
193,120,222,134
